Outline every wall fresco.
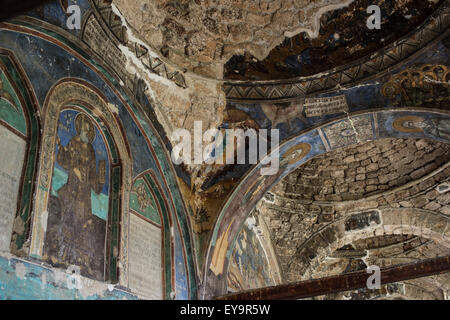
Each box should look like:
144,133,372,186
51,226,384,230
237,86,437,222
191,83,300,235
27,0,91,37
0,14,196,298
44,110,110,281
0,255,138,300
203,110,450,298
1,0,448,301
378,111,450,143
174,225,189,300
322,114,375,150
227,219,275,292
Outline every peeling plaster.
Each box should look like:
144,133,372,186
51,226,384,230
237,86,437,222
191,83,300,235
284,0,356,39
15,262,26,280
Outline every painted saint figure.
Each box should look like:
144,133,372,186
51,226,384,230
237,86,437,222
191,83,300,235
45,113,107,281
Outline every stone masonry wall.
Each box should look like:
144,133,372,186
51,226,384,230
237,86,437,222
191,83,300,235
259,138,450,284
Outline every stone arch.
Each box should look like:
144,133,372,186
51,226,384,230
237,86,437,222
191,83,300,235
202,109,450,298
29,79,132,284
296,207,450,281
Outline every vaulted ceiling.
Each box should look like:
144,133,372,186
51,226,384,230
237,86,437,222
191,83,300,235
247,138,450,299
113,0,443,79
80,1,449,299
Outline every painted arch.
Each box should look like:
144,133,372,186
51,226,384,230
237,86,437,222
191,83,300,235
0,15,197,298
30,79,132,284
202,108,450,298
0,49,41,256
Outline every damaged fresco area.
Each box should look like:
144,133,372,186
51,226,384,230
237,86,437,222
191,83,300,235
0,0,449,301
112,0,371,79
66,0,450,282
0,6,197,298
0,255,138,300
227,217,277,293
190,56,449,274
205,42,450,188
45,110,111,281
225,0,444,80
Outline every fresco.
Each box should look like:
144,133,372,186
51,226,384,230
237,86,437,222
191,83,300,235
0,15,197,298
27,0,91,37
0,0,446,301
0,70,26,135
204,58,450,192
45,110,110,281
0,256,138,300
175,226,189,300
322,114,375,150
227,220,275,292
203,38,449,296
224,0,444,80
378,111,450,143
204,109,450,298
382,64,449,108
130,178,161,225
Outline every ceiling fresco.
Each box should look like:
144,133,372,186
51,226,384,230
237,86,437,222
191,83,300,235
224,0,445,81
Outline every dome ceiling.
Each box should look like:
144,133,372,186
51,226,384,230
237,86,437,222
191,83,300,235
112,0,443,80
225,0,444,80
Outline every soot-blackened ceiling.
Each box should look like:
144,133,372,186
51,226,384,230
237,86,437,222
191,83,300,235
112,0,444,79
224,0,444,80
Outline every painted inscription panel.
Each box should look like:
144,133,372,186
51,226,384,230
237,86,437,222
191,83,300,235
0,125,26,252
82,15,128,81
128,213,163,300
304,95,349,118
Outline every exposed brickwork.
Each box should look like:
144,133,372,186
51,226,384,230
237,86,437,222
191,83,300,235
257,138,450,289
281,138,450,202
311,235,450,300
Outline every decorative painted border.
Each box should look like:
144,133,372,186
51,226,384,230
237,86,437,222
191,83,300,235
0,50,41,255
223,0,450,103
0,19,198,298
88,0,187,89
